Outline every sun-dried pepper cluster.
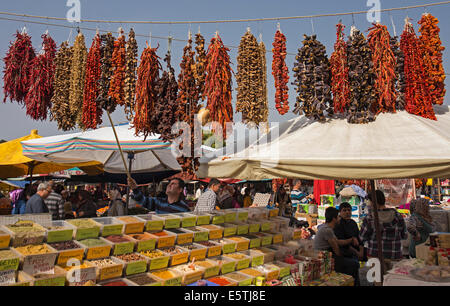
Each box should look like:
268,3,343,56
24,33,56,121
50,42,74,130
109,32,126,106
258,40,269,126
400,20,436,120
368,23,397,114
124,29,138,120
418,13,446,105
346,27,376,124
272,31,289,115
68,32,87,129
151,52,179,142
97,33,116,113
3,31,36,104
133,45,161,138
292,34,333,122
82,34,103,130
175,39,200,178
390,36,406,110
236,30,267,126
330,23,350,114
204,35,233,138
194,33,207,102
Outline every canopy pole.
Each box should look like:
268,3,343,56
125,152,135,214
369,180,385,284
105,111,131,179
28,161,35,187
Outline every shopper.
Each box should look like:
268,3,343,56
11,186,28,215
407,198,436,258
334,202,364,260
193,179,221,213
25,182,51,214
76,190,98,218
359,190,407,274
45,182,65,220
290,180,307,214
195,185,205,200
218,185,235,210
107,186,126,217
275,186,292,217
314,207,360,286
243,188,252,208
129,177,190,214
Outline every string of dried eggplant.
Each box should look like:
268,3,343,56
68,32,87,129
390,35,406,111
96,33,116,113
123,28,138,120
292,34,333,122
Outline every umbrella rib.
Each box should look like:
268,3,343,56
150,150,169,170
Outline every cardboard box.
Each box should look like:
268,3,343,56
341,196,361,206
320,195,336,206
317,205,330,220
295,213,318,227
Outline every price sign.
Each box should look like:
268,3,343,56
239,278,252,286
181,217,196,228
261,222,271,232
249,238,261,249
189,249,207,261
0,235,10,249
222,243,236,254
146,220,164,232
237,225,249,235
99,264,123,281
272,234,283,244
149,257,169,271
0,257,19,272
208,229,223,240
207,246,222,257
224,213,236,223
183,271,203,285
221,261,236,274
193,231,208,242
157,236,175,248
236,241,249,252
56,249,84,266
34,275,66,286
75,227,100,240
112,242,134,256
22,253,57,275
212,215,225,225
261,236,273,246
266,270,279,281
164,219,181,229
269,209,279,218
124,223,145,234
136,239,156,252
125,260,147,276
251,255,264,267
47,229,74,243
85,245,111,260
171,252,188,266
279,266,290,278
203,265,220,278
164,276,181,286
236,258,250,270
196,216,210,226
224,227,237,237
249,223,260,233
176,234,193,245
101,225,123,237
0,270,15,285
238,212,248,222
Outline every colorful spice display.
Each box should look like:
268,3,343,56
140,249,165,258
127,274,158,285
89,258,116,267
105,235,131,243
15,244,52,255
115,253,145,262
208,276,232,286
102,280,128,286
49,241,81,251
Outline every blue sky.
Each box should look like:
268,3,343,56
0,0,448,140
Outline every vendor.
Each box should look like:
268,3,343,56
128,177,190,214
334,202,365,260
407,198,436,258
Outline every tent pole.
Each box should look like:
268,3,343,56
105,111,131,178
369,179,385,284
28,162,35,187
125,152,134,214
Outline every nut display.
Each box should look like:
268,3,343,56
197,241,217,247
140,250,165,259
0,250,17,259
89,258,116,267
115,253,144,262
164,247,185,255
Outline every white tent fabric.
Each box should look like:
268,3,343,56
198,106,450,180
21,123,182,174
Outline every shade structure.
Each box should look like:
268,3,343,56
21,123,182,174
0,130,101,179
198,106,450,180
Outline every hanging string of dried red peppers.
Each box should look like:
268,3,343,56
109,31,126,106
330,23,350,114
400,20,436,120
272,30,289,115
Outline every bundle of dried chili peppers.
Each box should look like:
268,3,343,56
390,35,406,111
133,45,161,138
194,33,207,102
151,51,178,142
3,30,36,104
24,33,57,121
175,39,200,178
204,34,233,139
96,33,116,113
124,29,138,120
368,23,397,114
400,20,436,120
292,34,333,122
82,34,103,130
69,32,87,129
109,31,126,106
418,13,446,105
50,41,74,130
330,23,350,114
346,27,376,124
272,30,289,115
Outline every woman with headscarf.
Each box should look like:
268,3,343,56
107,186,126,216
76,190,98,218
407,198,437,258
218,185,235,210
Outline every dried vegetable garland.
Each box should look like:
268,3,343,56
96,33,116,113
400,20,436,120
24,33,56,121
204,35,233,138
175,39,200,178
236,30,266,126
133,45,161,138
346,28,376,124
390,36,406,110
418,13,446,105
3,30,36,104
82,34,103,130
368,23,397,114
124,29,138,120
272,30,289,115
108,32,126,106
151,52,178,141
292,34,333,122
330,23,350,114
68,32,87,128
194,33,207,102
50,42,74,130
258,40,269,126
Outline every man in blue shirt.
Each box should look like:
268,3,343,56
128,177,190,214
25,182,51,214
290,180,308,215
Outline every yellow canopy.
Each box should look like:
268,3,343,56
0,130,103,179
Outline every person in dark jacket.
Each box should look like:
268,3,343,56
334,202,364,260
76,190,98,218
25,182,51,214
218,185,235,210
